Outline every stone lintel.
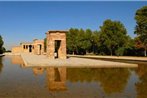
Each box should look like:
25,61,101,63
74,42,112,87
46,30,68,34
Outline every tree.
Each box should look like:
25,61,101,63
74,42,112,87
135,6,147,56
133,37,145,56
67,28,79,54
115,47,125,56
0,35,4,54
76,28,87,54
99,19,128,56
81,29,92,54
123,36,137,56
67,28,95,55
91,31,100,54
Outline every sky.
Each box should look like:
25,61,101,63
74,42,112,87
0,1,147,50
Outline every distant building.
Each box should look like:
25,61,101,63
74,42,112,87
12,39,44,55
12,30,67,59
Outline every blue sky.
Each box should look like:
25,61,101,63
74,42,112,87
0,1,147,50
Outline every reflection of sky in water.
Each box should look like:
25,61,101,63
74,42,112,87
124,71,138,98
0,56,146,98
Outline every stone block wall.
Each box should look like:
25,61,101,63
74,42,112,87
33,39,44,55
46,31,67,59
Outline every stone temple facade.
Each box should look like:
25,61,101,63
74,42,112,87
46,30,67,59
12,30,67,59
33,39,44,55
12,39,44,55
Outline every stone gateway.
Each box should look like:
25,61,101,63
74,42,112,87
46,30,67,59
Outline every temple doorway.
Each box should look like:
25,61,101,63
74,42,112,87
29,45,32,53
55,40,61,58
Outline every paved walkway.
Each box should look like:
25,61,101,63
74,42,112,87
69,55,147,62
20,53,137,68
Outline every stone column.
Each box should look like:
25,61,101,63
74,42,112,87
41,42,44,55
46,33,55,59
58,39,66,59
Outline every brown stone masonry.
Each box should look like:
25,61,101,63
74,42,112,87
46,30,68,59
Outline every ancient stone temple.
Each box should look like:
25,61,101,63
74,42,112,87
12,39,44,55
12,42,34,54
12,30,67,59
21,42,34,53
46,30,67,59
33,39,44,55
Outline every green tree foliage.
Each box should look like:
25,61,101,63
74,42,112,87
116,35,142,56
67,28,98,55
99,19,128,56
132,37,145,56
0,35,4,54
134,6,147,56
67,25,133,56
115,47,125,56
91,31,100,54
67,28,79,54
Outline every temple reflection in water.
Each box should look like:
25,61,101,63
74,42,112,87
46,67,66,91
33,67,67,91
32,67,66,91
11,55,67,91
8,55,147,98
11,55,25,67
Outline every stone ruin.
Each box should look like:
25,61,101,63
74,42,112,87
12,30,67,59
46,30,67,59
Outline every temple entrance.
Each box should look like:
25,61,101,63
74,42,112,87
39,44,42,54
29,45,32,52
46,30,67,59
55,40,61,58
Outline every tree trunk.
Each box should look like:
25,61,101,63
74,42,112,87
110,49,113,56
145,48,147,57
72,51,74,55
86,50,88,55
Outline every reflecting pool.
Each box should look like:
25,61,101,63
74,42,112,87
0,56,147,98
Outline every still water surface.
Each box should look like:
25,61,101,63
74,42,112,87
0,56,147,98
